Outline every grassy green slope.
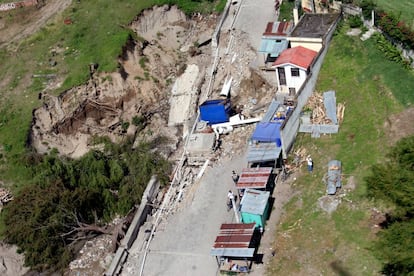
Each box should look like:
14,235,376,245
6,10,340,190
267,22,413,275
375,0,414,26
0,0,224,188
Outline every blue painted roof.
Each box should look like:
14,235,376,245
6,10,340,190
258,38,289,58
251,122,282,143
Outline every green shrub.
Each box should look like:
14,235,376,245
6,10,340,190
1,140,171,271
348,15,363,28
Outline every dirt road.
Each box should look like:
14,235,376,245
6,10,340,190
122,1,279,275
0,0,72,49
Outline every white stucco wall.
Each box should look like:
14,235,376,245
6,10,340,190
275,65,308,94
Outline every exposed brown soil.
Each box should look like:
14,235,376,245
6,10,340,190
25,4,274,274
385,107,414,145
30,6,217,158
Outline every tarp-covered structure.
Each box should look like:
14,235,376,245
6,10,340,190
199,99,231,124
251,122,282,145
248,99,288,164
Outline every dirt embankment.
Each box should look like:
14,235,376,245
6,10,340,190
30,5,218,158
3,2,277,274
29,4,275,160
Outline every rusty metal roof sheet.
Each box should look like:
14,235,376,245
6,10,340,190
236,167,272,189
263,21,293,37
210,223,256,257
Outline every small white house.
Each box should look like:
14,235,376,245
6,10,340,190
272,46,317,95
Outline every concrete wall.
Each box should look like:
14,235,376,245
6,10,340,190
211,0,232,49
105,176,160,276
289,40,323,52
280,15,341,158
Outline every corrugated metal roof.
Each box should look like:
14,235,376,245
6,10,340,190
210,248,256,258
258,38,289,58
240,189,270,215
210,223,256,257
236,167,272,189
272,46,318,70
247,142,282,163
262,99,282,122
263,21,293,37
323,90,337,124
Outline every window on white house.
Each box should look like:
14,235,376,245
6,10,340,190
291,68,300,77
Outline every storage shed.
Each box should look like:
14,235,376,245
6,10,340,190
236,167,273,190
240,189,270,228
199,99,231,124
210,223,256,273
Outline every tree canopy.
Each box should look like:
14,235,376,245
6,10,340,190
365,135,414,274
1,139,171,271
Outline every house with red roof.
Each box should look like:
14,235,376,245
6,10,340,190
271,46,318,95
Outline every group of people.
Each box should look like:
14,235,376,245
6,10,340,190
227,171,240,211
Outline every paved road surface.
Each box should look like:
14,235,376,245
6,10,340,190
122,1,278,275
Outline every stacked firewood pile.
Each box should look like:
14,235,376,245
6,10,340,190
0,187,13,206
284,147,308,172
304,93,345,124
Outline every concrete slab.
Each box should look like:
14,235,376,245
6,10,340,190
186,133,216,155
168,64,199,126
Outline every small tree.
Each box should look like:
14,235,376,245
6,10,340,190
360,0,376,20
365,136,414,274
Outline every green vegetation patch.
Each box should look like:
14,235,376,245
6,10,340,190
374,0,414,24
0,0,223,188
267,19,414,275
1,139,171,271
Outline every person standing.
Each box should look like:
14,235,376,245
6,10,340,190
227,190,235,211
306,155,313,173
232,171,239,184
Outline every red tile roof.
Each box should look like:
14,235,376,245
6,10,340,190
236,167,272,189
272,46,318,70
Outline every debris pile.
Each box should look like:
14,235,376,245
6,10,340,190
304,92,345,124
0,188,13,207
283,147,308,172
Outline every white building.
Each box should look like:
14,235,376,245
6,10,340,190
272,46,318,95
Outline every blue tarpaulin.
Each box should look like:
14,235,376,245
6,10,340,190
251,122,282,145
199,99,231,124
